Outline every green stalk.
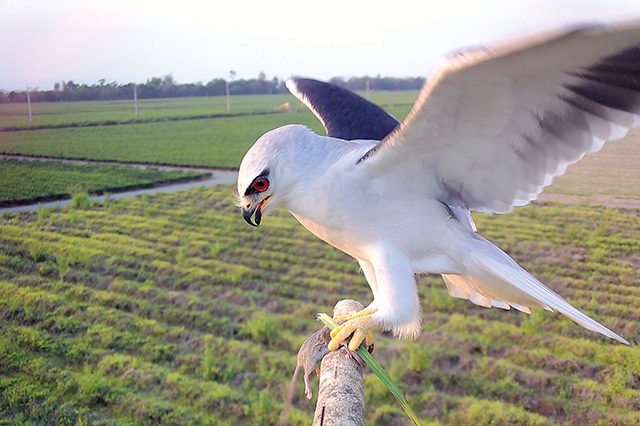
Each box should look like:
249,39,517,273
317,313,424,426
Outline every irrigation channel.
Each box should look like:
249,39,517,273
0,155,238,214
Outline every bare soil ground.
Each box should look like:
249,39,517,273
539,129,640,209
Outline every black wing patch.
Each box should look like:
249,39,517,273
521,44,640,178
287,78,400,141
565,46,640,114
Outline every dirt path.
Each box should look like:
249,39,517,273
0,155,238,213
0,154,226,174
3,150,640,213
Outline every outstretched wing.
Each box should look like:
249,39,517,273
286,78,400,141
289,77,478,232
359,21,640,214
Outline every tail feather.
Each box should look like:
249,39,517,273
445,233,629,345
442,274,532,313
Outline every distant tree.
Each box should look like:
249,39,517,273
163,74,175,86
63,80,78,91
271,76,287,93
8,91,27,102
328,77,347,88
0,74,424,103
146,77,163,87
205,78,226,96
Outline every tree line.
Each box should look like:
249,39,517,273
0,74,426,103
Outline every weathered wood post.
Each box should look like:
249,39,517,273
312,299,366,426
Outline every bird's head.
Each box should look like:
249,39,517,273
237,154,275,227
237,165,274,227
237,125,312,227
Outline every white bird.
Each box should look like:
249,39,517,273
237,21,640,349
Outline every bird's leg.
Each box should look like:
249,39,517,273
329,307,377,351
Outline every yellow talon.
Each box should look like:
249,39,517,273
333,310,358,323
333,307,377,323
329,307,377,351
365,330,374,348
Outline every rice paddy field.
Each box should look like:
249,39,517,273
0,159,208,206
0,92,415,171
2,92,640,425
0,91,418,131
0,95,297,130
0,92,415,206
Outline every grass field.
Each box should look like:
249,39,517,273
0,92,416,170
0,91,418,131
1,185,640,425
4,92,640,206
0,159,208,206
3,92,640,425
0,95,298,130
0,92,414,208
0,112,324,169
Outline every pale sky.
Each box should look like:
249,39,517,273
1,0,640,91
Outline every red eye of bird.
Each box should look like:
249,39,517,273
252,178,269,192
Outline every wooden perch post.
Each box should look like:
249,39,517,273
312,300,366,426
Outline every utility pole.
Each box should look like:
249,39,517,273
134,84,139,120
226,82,230,113
226,70,236,113
26,85,33,126
365,80,370,101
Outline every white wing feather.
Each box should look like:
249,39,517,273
457,234,629,344
354,21,640,343
360,21,640,214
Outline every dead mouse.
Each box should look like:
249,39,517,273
293,326,332,400
279,302,374,426
279,326,372,425
278,327,331,426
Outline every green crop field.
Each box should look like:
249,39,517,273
2,120,640,204
0,94,297,130
1,185,640,425
0,112,324,169
3,92,640,205
0,92,415,170
3,92,640,425
0,92,415,208
0,91,417,131
0,159,208,206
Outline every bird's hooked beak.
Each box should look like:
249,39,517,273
242,195,272,227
